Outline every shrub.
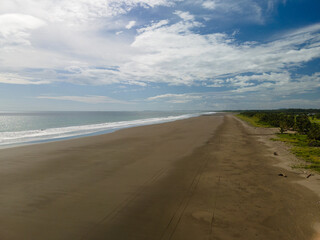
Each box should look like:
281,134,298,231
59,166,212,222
295,115,311,134
315,113,320,120
308,123,320,141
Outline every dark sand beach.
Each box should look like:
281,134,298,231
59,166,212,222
0,114,319,240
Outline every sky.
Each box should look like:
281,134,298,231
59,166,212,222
0,0,320,111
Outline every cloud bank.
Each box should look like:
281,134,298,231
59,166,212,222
0,0,319,110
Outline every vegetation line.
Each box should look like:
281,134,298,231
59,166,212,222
236,110,320,173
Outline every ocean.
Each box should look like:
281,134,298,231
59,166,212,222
0,111,215,148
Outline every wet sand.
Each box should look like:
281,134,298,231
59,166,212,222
0,114,319,240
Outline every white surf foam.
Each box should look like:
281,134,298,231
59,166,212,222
0,112,215,147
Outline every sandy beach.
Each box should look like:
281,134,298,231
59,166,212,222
0,114,319,240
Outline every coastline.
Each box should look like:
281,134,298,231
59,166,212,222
0,112,213,149
0,114,319,239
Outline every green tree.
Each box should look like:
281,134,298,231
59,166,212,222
295,115,311,134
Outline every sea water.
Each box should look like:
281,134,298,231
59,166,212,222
0,111,215,148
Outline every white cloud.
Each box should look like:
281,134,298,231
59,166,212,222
1,19,319,92
0,0,319,101
148,93,202,103
174,11,195,21
2,0,317,110
0,14,45,35
203,79,224,88
0,14,46,46
226,72,291,87
200,0,265,23
195,0,287,24
0,73,49,85
37,95,130,104
125,20,136,29
232,72,320,95
123,21,320,87
202,1,216,10
0,0,177,25
137,20,169,33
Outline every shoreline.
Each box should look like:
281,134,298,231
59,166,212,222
0,114,319,239
0,128,117,150
0,112,217,150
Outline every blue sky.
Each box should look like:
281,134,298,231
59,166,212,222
0,0,320,111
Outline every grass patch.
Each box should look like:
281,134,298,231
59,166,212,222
236,114,273,128
271,133,308,145
309,117,320,124
272,133,320,173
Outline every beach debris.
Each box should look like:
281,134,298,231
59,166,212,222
273,152,278,156
278,173,287,177
306,174,313,178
